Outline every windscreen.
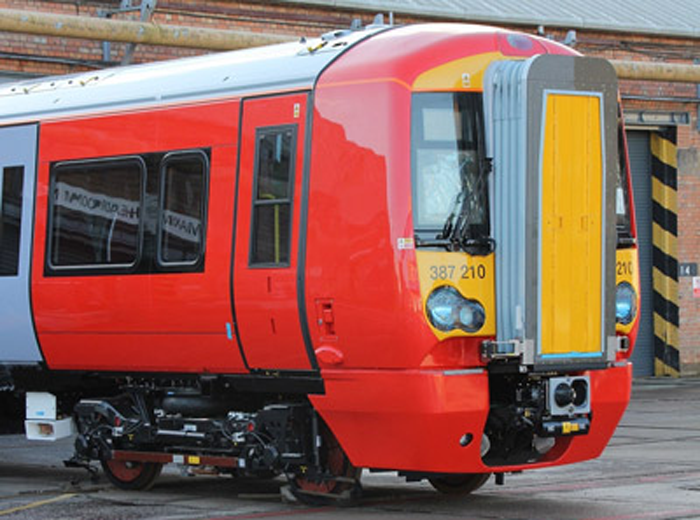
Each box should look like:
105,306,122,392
616,120,633,243
411,92,489,246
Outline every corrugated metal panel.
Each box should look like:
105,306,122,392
627,131,654,376
291,0,700,39
483,59,530,345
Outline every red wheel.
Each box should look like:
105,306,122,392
428,473,491,495
291,423,360,503
101,459,163,491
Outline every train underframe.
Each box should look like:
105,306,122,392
33,361,630,504
64,377,363,502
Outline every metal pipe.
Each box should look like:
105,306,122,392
622,94,700,104
2,9,700,84
0,50,112,69
0,8,295,51
611,59,700,83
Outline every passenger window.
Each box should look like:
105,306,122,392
158,152,208,266
0,166,24,276
49,158,144,269
250,127,296,266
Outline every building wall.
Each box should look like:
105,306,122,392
1,0,699,375
678,128,700,375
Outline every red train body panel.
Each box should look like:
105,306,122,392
0,22,640,499
33,101,244,372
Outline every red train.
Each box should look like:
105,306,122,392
0,21,640,500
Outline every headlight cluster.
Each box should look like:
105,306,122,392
426,286,486,333
615,281,637,325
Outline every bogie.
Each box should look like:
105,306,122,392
71,389,347,496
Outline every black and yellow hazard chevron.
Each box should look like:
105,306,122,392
651,128,680,377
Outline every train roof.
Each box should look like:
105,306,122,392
0,26,385,124
0,23,571,125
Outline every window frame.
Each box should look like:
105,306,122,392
156,150,210,269
248,124,298,268
616,111,634,245
46,156,147,274
411,92,489,242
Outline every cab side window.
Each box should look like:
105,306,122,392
250,126,296,266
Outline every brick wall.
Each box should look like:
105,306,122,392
678,118,700,375
0,0,372,74
1,1,699,374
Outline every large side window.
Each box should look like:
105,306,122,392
250,126,296,266
49,158,144,269
0,166,24,276
158,151,208,266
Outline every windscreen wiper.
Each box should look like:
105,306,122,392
416,207,495,254
439,190,465,243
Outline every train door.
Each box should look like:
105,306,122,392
0,124,42,363
232,94,313,371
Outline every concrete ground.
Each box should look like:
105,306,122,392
0,378,699,519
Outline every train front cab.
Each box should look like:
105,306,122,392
306,27,639,482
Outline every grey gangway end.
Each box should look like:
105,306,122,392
482,54,621,370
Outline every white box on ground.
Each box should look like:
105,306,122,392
25,392,75,441
26,392,57,420
25,418,75,441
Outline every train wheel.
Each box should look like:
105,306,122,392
290,424,360,504
100,459,163,491
428,473,491,495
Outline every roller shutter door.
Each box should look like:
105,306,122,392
627,131,653,376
